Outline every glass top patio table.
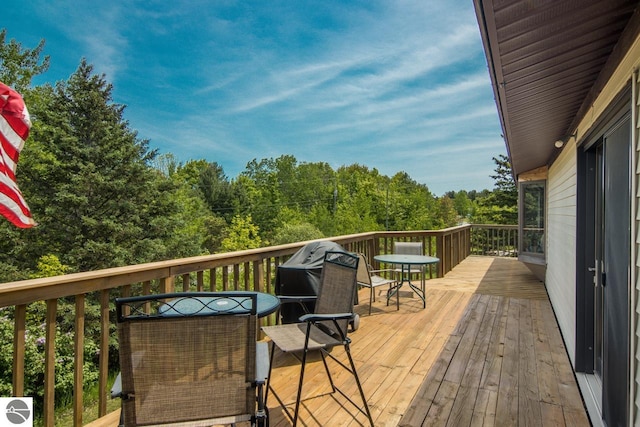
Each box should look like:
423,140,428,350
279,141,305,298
158,291,280,318
373,254,440,308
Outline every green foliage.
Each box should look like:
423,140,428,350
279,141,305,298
272,222,324,245
471,155,517,225
435,196,459,228
452,191,473,220
221,215,263,251
0,302,100,414
31,254,70,278
385,171,436,231
0,60,206,275
0,29,50,92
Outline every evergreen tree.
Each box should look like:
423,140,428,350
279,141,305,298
472,155,518,224
3,60,203,273
0,29,49,93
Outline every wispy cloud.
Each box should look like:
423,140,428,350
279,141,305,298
5,0,505,194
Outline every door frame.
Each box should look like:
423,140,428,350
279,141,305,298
575,85,631,426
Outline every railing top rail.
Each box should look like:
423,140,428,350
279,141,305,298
374,225,471,238
0,234,379,307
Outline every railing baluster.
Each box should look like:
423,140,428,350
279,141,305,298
197,271,204,291
142,281,151,313
44,299,57,427
266,259,273,295
182,273,190,291
12,304,26,397
244,262,251,290
234,264,240,290
98,290,109,417
209,268,216,291
73,294,85,427
223,266,229,291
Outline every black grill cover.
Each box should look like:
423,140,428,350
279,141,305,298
275,240,345,323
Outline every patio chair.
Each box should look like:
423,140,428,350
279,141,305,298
356,253,399,314
393,241,426,291
112,292,269,427
262,251,374,427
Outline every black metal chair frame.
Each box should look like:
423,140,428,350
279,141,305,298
356,252,399,314
263,251,374,427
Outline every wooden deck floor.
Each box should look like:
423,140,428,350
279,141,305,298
264,256,590,427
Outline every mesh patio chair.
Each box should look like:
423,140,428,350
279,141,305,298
356,253,399,314
393,241,426,292
112,292,269,427
262,251,374,427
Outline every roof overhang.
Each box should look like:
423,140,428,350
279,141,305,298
473,0,640,177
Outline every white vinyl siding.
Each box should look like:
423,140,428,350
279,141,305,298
546,140,578,364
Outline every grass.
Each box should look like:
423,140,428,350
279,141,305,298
34,373,120,427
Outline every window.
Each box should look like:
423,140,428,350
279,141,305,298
519,181,545,259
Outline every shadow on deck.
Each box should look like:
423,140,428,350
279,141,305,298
266,256,590,427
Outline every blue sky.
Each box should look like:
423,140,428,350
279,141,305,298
3,0,506,195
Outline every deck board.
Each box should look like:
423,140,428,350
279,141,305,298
264,256,590,426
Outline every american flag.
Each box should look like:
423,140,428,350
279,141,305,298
0,82,35,228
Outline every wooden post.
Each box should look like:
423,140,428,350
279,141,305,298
73,294,85,426
44,299,57,427
98,290,109,417
436,234,444,278
12,304,26,397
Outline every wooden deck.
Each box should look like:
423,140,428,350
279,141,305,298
265,256,590,427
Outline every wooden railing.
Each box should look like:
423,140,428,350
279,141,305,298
0,224,503,426
470,224,518,257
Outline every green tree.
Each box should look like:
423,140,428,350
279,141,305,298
452,191,473,220
0,29,50,92
490,154,517,208
30,254,70,278
272,222,324,245
333,164,384,235
221,215,262,251
197,161,235,220
472,155,518,224
0,60,203,273
386,172,437,231
435,196,459,228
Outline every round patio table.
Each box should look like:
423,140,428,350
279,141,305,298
158,291,280,318
373,254,439,309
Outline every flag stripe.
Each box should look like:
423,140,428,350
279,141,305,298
0,193,35,228
0,117,23,161
0,82,34,228
0,133,19,176
0,111,29,143
0,174,32,216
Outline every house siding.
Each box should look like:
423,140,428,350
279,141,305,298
550,33,640,425
546,138,578,364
